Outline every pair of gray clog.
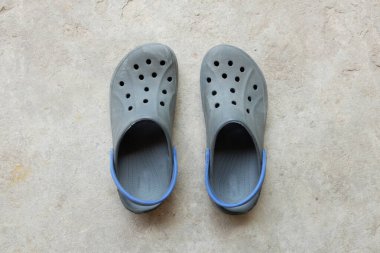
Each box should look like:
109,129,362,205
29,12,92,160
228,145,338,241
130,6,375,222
110,44,267,214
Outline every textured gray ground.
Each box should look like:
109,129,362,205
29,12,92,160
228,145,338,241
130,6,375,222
1,0,379,252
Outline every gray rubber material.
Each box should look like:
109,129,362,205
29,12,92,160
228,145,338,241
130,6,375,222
200,44,268,214
110,43,178,213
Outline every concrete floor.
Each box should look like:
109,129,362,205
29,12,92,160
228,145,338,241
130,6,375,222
1,0,379,252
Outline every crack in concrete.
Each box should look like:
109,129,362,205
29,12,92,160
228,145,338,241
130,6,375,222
121,0,133,18
0,5,13,14
342,68,360,73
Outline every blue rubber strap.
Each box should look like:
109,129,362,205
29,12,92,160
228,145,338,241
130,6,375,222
110,147,178,206
205,148,266,208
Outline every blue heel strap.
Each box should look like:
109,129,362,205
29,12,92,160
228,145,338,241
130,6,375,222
205,148,266,208
110,147,178,206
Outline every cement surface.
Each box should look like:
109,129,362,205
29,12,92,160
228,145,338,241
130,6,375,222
1,0,379,252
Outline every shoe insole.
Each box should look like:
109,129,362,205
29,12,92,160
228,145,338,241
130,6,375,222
116,120,171,201
211,123,260,204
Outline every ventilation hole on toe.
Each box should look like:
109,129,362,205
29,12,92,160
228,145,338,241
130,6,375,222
240,67,245,72
119,81,124,86
160,101,165,106
126,93,130,98
128,106,133,111
152,72,157,78
144,87,149,92
228,60,233,66
232,101,236,105
212,90,217,96
214,61,219,66
139,75,144,80
246,108,250,113
134,64,139,70
167,77,172,82
222,73,227,79
160,60,166,66
248,96,251,101
215,103,220,108
146,59,151,65
143,99,148,103
235,76,240,82
207,77,211,83
230,88,235,93
253,84,258,90
162,89,167,94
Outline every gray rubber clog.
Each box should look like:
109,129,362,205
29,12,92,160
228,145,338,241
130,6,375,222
109,43,178,213
200,45,268,214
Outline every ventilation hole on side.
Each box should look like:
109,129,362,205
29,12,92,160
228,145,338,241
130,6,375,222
143,99,148,103
246,108,250,113
160,60,166,66
215,103,220,108
134,64,139,70
146,59,151,65
128,106,133,111
232,101,236,105
139,75,144,80
119,81,124,86
235,76,240,82
222,73,227,79
144,87,149,92
228,60,233,66
126,93,130,98
253,84,258,90
214,61,219,66
240,67,245,72
230,88,235,93
162,89,167,94
248,96,251,101
212,90,217,96
207,77,211,83
160,101,165,106
152,72,157,78
167,77,172,82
